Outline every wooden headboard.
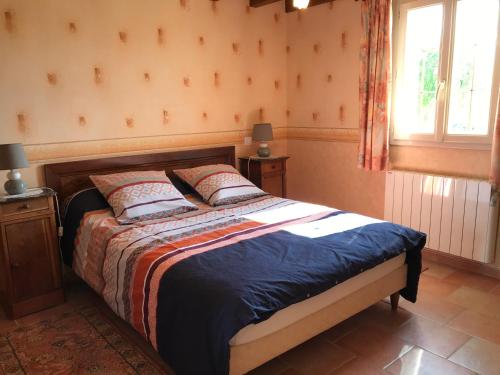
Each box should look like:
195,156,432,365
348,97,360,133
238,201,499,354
44,146,236,204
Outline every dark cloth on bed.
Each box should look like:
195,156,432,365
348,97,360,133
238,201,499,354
155,216,426,375
61,188,109,265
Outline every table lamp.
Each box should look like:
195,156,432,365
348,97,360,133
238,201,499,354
252,123,273,157
0,143,29,195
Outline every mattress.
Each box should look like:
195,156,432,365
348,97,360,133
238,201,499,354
63,188,425,375
230,252,406,345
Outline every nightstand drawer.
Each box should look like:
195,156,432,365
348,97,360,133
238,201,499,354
0,197,50,219
261,160,283,174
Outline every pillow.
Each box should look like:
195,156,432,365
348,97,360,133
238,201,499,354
174,164,267,206
90,170,197,224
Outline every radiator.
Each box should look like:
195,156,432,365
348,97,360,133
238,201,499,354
384,171,499,263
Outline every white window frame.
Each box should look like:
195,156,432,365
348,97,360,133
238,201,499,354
391,0,500,150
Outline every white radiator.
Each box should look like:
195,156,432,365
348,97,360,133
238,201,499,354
384,171,498,263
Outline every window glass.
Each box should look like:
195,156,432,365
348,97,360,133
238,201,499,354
397,4,443,136
447,0,499,135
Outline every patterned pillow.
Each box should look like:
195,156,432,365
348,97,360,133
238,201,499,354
90,171,197,224
174,164,267,206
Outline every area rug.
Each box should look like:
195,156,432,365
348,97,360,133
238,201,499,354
0,307,164,375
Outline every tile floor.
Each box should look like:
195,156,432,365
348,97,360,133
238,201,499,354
249,262,500,375
1,261,500,375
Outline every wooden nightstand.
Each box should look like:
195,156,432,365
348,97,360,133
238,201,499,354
239,156,289,198
0,188,64,319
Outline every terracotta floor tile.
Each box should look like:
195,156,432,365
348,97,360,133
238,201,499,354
443,270,500,292
356,301,414,332
449,337,500,375
280,336,356,375
336,323,413,367
321,314,361,343
448,310,500,346
394,315,470,358
444,286,500,320
490,284,500,296
418,274,461,298
6,264,500,374
475,299,500,321
445,286,495,310
399,292,465,324
279,369,303,375
248,357,291,375
422,262,456,279
386,347,475,375
331,357,386,375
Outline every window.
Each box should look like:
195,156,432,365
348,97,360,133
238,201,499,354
392,0,499,146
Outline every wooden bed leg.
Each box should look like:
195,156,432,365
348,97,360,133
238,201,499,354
390,293,400,311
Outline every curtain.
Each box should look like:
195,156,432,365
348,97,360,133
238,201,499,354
491,92,500,191
358,0,392,171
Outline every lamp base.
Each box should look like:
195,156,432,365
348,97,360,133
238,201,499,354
257,143,271,158
4,170,27,195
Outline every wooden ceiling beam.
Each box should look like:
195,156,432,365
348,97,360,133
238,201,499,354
249,0,282,8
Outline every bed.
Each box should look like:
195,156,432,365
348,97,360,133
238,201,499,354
44,146,426,375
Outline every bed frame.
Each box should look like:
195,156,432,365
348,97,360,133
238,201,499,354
45,146,236,203
44,145,405,375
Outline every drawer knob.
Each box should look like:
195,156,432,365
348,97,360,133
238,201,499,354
11,262,21,269
19,203,30,210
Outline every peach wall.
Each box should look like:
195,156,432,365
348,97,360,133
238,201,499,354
285,0,491,218
391,146,491,179
285,0,387,217
0,0,492,217
286,0,360,131
0,0,287,186
287,140,386,218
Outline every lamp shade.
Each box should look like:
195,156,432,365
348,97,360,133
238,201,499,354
0,143,29,170
252,123,273,142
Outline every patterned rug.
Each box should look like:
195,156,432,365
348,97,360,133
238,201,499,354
0,307,164,375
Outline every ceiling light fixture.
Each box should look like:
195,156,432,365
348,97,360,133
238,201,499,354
293,0,310,10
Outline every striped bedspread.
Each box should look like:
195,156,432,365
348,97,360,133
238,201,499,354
73,195,426,375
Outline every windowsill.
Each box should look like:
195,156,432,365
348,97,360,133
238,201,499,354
390,139,492,151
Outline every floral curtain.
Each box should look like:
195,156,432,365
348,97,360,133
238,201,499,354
491,92,500,191
358,0,392,171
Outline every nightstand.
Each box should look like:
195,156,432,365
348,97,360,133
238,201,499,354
0,188,64,319
239,156,289,198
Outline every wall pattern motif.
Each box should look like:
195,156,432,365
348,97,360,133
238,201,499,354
0,0,287,160
284,0,490,222
0,0,489,195
285,1,386,220
286,0,361,143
